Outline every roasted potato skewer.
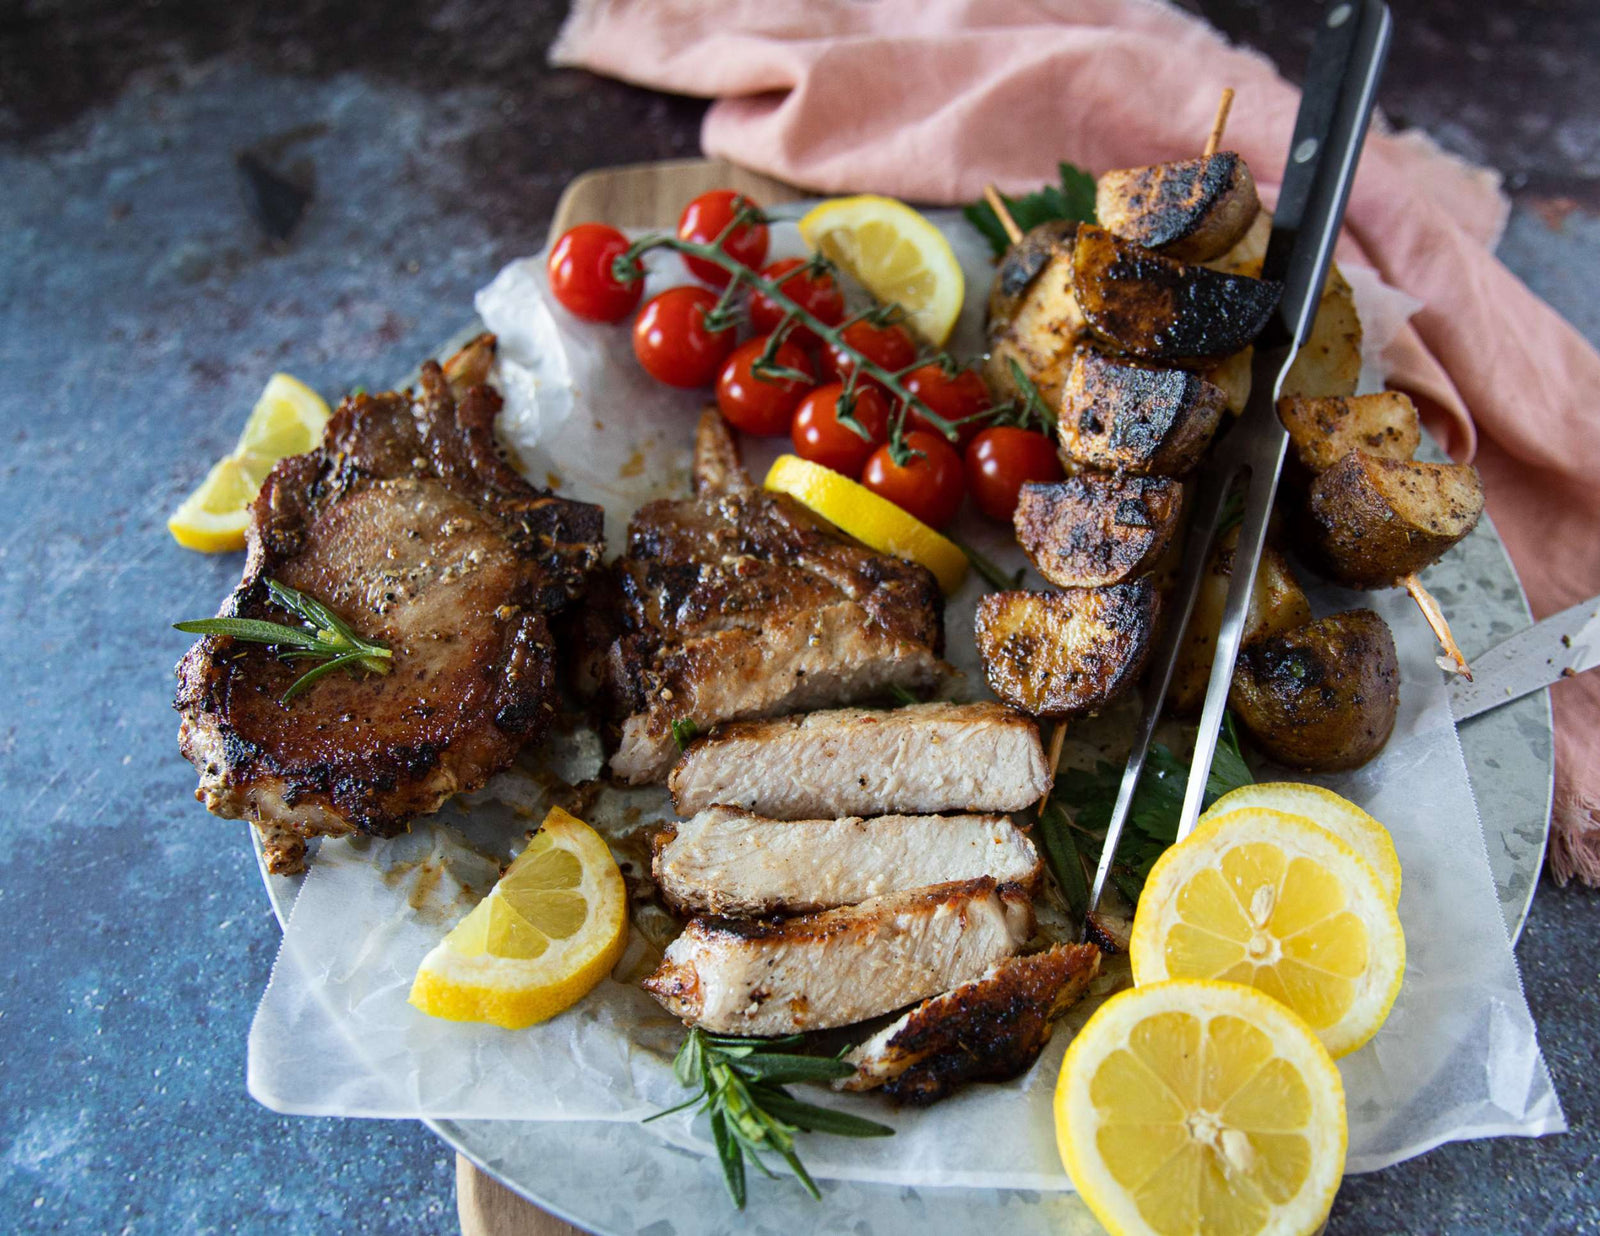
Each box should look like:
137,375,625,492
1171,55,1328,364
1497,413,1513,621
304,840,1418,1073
1094,152,1262,263
1014,474,1183,589
983,218,1088,410
1059,348,1225,476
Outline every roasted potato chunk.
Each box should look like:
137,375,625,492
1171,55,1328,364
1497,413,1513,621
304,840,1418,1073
1229,610,1400,771
975,579,1158,718
1058,348,1224,475
1279,391,1421,475
1280,264,1361,399
984,220,1086,410
1202,347,1253,417
1095,152,1261,263
1169,525,1313,714
1014,475,1183,589
1072,225,1283,364
1309,452,1485,587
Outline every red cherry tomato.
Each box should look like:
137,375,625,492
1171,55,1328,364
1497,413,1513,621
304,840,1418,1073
822,320,918,388
546,223,642,323
716,337,815,437
900,363,993,447
748,258,847,349
791,383,891,477
678,190,770,288
632,286,737,388
862,431,966,529
965,426,1065,522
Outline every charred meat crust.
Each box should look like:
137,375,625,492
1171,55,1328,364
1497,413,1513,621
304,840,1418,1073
1014,474,1183,589
1095,152,1261,262
1059,347,1225,476
1073,225,1283,364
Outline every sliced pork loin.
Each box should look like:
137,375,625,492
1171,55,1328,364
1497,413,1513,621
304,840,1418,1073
585,412,951,784
643,877,1033,1036
839,943,1101,1104
652,807,1041,917
668,701,1051,819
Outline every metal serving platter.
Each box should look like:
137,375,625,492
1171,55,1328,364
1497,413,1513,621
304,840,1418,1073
253,331,1551,1234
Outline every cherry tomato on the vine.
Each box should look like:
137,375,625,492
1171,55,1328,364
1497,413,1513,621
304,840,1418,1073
822,320,918,388
791,383,890,477
965,425,1065,522
678,190,769,288
546,223,642,323
862,431,966,529
632,286,737,389
748,258,846,349
900,363,993,447
716,337,815,437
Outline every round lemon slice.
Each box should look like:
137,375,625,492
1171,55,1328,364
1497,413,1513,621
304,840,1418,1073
1205,782,1401,906
765,453,968,594
1131,808,1405,1058
169,372,331,553
1057,979,1347,1236
798,195,965,346
409,807,628,1030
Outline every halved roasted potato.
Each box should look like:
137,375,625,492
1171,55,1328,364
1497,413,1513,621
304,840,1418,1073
1168,524,1313,714
1072,225,1283,364
984,219,1086,410
1058,348,1225,475
1095,152,1262,263
1309,452,1485,587
1279,391,1421,475
1014,474,1183,589
1228,609,1401,771
1280,263,1362,399
975,579,1158,718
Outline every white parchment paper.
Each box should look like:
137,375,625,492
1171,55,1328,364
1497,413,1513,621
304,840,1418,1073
248,213,1563,1187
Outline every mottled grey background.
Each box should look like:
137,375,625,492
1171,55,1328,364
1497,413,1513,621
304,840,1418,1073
1,2,1596,1233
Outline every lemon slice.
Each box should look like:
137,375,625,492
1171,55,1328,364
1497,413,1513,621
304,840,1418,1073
1057,979,1347,1236
1131,808,1405,1058
409,807,628,1030
798,195,965,346
765,453,968,594
169,372,331,553
1205,782,1401,906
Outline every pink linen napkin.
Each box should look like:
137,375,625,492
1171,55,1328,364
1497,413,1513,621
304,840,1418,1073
553,0,1600,884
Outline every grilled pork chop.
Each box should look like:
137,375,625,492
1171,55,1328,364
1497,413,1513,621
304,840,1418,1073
839,943,1101,1104
587,411,950,784
652,806,1041,916
643,877,1033,1035
175,335,604,873
668,701,1050,819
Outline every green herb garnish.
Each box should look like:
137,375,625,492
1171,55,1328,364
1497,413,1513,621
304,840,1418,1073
950,537,1026,592
174,577,393,703
887,684,922,707
671,717,700,750
964,162,1098,259
646,1029,893,1207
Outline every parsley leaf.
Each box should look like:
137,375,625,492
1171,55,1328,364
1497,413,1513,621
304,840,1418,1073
964,162,1099,258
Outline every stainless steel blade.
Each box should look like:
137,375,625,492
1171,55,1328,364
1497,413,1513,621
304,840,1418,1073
1450,593,1600,721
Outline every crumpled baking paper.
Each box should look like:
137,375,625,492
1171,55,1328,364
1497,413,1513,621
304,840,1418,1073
248,213,1563,1188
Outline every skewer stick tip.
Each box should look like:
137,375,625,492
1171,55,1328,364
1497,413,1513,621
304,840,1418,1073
983,182,1025,246
1202,87,1236,158
1403,572,1473,680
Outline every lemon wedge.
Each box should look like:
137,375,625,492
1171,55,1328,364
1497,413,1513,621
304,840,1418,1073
1205,782,1401,906
1130,807,1405,1058
765,453,968,594
798,195,965,346
1057,978,1347,1236
168,373,331,552
409,807,628,1030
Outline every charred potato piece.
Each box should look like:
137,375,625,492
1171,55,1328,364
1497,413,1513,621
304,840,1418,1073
1169,525,1314,714
976,579,1158,718
1281,264,1362,399
1095,152,1262,263
1309,452,1485,587
1279,391,1421,475
1073,225,1283,364
1014,474,1183,589
1059,348,1225,475
985,220,1086,410
1229,610,1400,771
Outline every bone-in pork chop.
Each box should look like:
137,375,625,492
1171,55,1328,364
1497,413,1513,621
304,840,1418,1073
175,336,604,873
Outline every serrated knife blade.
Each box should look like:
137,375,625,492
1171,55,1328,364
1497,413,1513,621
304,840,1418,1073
1450,594,1600,721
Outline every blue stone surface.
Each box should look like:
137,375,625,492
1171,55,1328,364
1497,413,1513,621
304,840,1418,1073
1,4,1596,1232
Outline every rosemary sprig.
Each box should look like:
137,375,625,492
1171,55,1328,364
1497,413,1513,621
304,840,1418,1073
645,1029,893,1208
671,717,700,750
949,536,1026,592
174,577,393,703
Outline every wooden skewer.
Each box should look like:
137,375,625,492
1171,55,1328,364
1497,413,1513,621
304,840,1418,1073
1202,87,1235,158
984,183,1024,246
1403,572,1473,679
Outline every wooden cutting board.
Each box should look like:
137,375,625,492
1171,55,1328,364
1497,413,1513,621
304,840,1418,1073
455,156,803,1236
